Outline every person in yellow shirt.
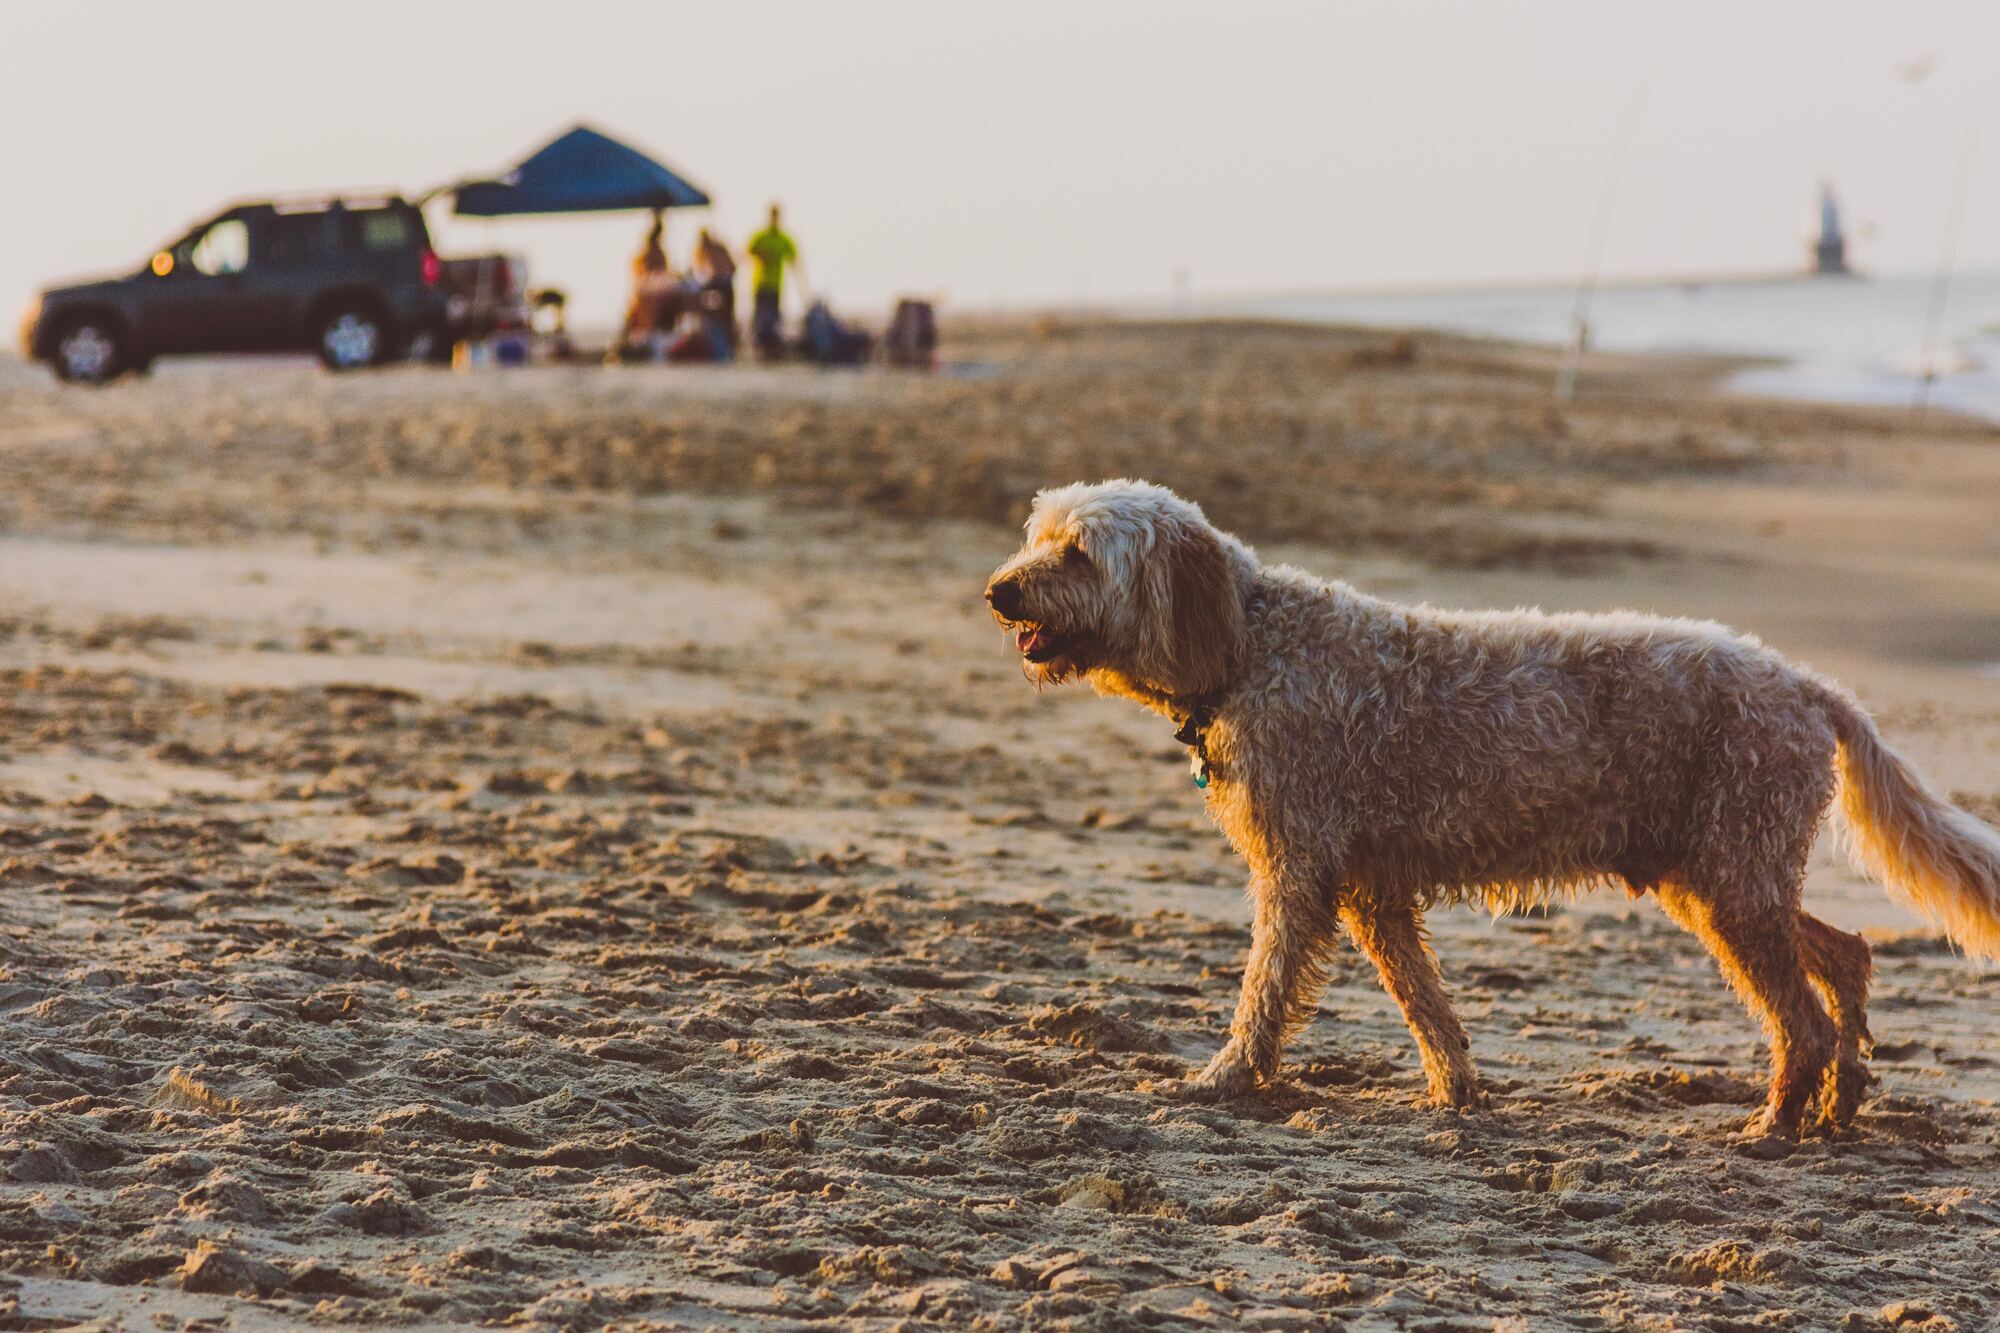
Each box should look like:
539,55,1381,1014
746,204,799,358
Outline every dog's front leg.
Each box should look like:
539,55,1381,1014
1183,878,1335,1099
1341,900,1484,1111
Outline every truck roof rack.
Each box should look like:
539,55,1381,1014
236,191,414,214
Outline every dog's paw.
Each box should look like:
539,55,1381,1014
1427,1069,1488,1113
1734,1105,1803,1144
1806,1058,1872,1138
1167,1045,1258,1102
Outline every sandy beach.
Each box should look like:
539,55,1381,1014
1,321,1996,1330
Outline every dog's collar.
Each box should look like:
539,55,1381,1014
1171,693,1223,789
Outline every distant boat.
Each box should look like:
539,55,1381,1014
1809,182,1852,276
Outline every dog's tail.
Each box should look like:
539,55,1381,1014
1817,684,2000,960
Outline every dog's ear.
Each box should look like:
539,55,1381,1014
1149,518,1243,697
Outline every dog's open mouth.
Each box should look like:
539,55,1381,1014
1013,625,1071,663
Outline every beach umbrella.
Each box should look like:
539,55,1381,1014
452,124,710,216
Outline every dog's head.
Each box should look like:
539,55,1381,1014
984,479,1244,697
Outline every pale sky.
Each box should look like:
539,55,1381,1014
6,1,1998,329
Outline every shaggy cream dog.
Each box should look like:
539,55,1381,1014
985,479,2000,1138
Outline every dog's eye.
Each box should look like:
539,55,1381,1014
1062,543,1090,567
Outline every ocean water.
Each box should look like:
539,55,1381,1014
1233,269,2000,423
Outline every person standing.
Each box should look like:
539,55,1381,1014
746,204,799,358
694,228,739,360
620,210,674,352
637,210,668,278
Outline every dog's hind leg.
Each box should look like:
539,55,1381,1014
1186,883,1338,1098
1656,884,1836,1139
1341,901,1484,1111
1798,911,1873,1133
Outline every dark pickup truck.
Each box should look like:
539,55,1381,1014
22,195,451,382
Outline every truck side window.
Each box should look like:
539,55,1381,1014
354,209,414,251
190,219,249,276
267,213,328,267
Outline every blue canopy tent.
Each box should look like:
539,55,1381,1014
452,124,709,216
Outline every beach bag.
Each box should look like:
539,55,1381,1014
802,302,873,367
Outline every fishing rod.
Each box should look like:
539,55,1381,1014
1557,106,1642,402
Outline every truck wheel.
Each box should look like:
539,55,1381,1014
317,304,388,371
51,317,126,384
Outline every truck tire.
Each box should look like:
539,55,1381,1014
50,316,128,385
317,302,390,371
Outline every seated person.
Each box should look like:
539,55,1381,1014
620,212,694,352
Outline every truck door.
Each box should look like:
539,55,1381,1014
249,210,336,350
142,215,262,354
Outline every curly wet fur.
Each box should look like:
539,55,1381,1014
986,479,2000,1138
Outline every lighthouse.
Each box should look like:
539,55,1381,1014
1810,182,1851,276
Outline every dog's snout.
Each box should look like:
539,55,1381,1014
986,577,1024,618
